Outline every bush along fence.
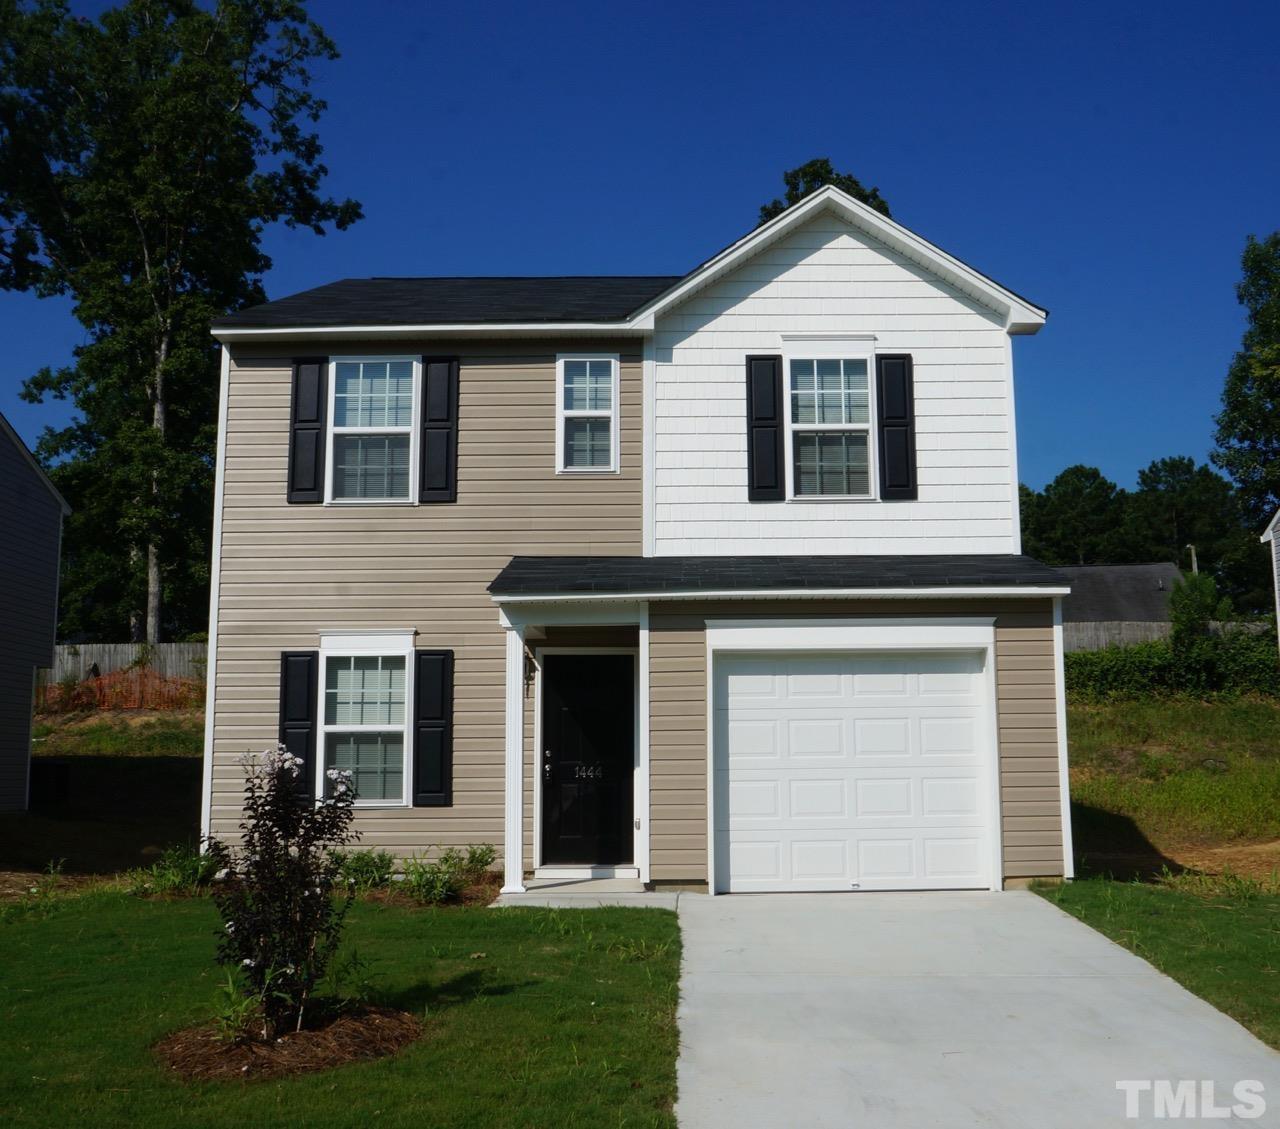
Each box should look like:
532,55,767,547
1065,626,1280,701
36,642,207,712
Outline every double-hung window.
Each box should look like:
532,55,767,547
788,356,874,498
319,633,414,806
556,354,619,473
328,357,418,502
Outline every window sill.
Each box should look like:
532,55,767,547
786,494,879,503
323,499,418,507
554,467,621,477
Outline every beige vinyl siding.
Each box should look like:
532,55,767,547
210,342,641,853
648,599,1064,885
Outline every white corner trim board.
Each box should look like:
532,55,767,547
1052,597,1075,879
501,623,526,894
200,344,232,842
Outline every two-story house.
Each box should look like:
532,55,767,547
202,186,1071,895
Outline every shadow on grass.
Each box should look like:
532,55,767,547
0,755,200,874
1071,800,1194,882
382,970,536,1015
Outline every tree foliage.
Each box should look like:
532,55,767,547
759,157,891,225
1214,232,1280,531
1,0,360,640
1021,456,1271,612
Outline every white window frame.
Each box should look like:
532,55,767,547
317,630,417,808
782,339,877,501
325,356,421,505
555,353,620,474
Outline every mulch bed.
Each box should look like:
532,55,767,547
155,1004,424,1082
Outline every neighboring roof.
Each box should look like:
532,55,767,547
1262,508,1280,543
1057,563,1182,623
0,411,70,515
211,186,1047,340
489,554,1069,599
211,276,682,330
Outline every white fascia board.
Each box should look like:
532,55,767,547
492,585,1070,606
212,322,645,343
627,186,1048,335
1261,508,1280,542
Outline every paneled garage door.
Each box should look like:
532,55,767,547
714,652,994,892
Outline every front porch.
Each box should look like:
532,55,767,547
498,604,651,893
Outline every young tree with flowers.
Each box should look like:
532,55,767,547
205,747,359,1040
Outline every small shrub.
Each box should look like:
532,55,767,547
402,852,465,905
125,843,218,896
205,746,359,1040
463,843,496,883
333,848,396,893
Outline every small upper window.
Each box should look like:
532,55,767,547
556,356,619,473
328,358,417,501
789,358,873,498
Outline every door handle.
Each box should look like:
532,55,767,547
543,749,552,782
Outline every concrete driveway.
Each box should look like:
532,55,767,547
676,891,1280,1128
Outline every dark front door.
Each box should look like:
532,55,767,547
541,653,635,866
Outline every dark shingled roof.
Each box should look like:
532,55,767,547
489,555,1069,596
211,276,684,329
1057,563,1182,623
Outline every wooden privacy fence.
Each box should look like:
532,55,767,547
36,642,207,712
1063,621,1171,653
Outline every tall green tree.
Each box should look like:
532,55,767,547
1,0,360,641
1213,232,1280,530
1020,465,1137,566
759,158,891,225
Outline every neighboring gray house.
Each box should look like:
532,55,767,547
1264,510,1280,648
1058,563,1182,652
0,412,69,811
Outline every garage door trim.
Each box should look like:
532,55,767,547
705,617,1003,894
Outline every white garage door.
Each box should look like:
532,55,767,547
714,652,994,893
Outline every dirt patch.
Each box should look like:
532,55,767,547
1167,839,1280,881
155,1004,424,1082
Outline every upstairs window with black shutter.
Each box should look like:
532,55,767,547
326,357,419,502
785,354,875,499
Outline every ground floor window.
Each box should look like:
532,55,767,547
318,633,415,805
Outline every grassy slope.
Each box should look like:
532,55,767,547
0,712,204,874
1038,878,1280,1049
1068,698,1280,859
0,895,680,1129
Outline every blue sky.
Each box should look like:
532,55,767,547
2,0,1277,490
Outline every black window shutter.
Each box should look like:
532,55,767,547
876,354,918,501
420,357,459,503
288,358,327,503
278,651,319,800
413,650,454,806
745,355,785,501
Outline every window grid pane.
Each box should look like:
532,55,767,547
334,360,413,428
790,358,869,425
793,431,870,496
325,655,406,725
324,732,404,802
564,418,611,468
563,359,612,411
332,435,411,500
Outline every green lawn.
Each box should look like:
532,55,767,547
32,711,205,758
1037,877,1280,1049
0,893,679,1129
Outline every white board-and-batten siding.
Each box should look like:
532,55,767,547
652,213,1019,556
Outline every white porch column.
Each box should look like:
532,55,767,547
501,620,527,893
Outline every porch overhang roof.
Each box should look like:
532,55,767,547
488,554,1070,603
